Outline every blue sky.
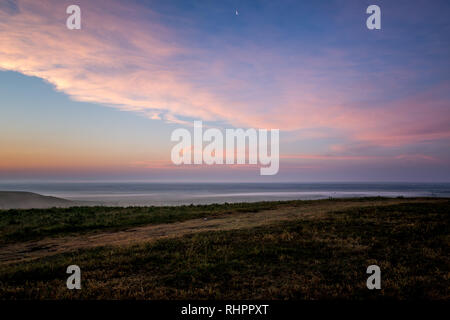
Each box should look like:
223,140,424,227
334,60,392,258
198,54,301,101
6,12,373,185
0,0,449,182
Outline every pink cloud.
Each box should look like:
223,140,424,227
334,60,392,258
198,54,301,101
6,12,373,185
0,0,449,155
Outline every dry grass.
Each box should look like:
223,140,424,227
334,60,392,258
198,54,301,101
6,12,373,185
0,198,441,265
0,198,448,300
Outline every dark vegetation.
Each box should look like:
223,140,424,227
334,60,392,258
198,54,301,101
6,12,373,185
0,197,398,244
0,200,448,299
0,201,287,244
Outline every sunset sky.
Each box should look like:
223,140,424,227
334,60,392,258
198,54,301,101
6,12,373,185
1,0,449,182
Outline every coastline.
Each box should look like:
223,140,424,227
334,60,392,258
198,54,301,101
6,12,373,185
1,182,449,208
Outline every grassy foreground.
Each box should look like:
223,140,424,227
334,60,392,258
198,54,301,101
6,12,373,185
0,201,288,245
0,198,449,299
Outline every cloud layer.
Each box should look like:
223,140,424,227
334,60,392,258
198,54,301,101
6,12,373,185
1,0,449,178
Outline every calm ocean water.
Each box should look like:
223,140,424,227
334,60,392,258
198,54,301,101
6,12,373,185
0,182,449,206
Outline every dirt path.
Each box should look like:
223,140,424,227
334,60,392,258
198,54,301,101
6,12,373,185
0,198,443,265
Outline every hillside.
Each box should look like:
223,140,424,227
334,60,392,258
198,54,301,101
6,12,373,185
0,191,73,210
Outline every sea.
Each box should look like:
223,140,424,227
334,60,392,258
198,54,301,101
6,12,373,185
0,182,449,206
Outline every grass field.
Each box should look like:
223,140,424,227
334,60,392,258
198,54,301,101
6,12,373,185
0,198,448,299
0,201,286,245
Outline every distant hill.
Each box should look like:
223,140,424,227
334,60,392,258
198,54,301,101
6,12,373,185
0,191,74,210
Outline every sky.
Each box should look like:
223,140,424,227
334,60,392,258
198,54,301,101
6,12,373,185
0,0,449,182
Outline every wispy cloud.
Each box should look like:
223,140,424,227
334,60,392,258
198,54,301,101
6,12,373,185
1,0,449,156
